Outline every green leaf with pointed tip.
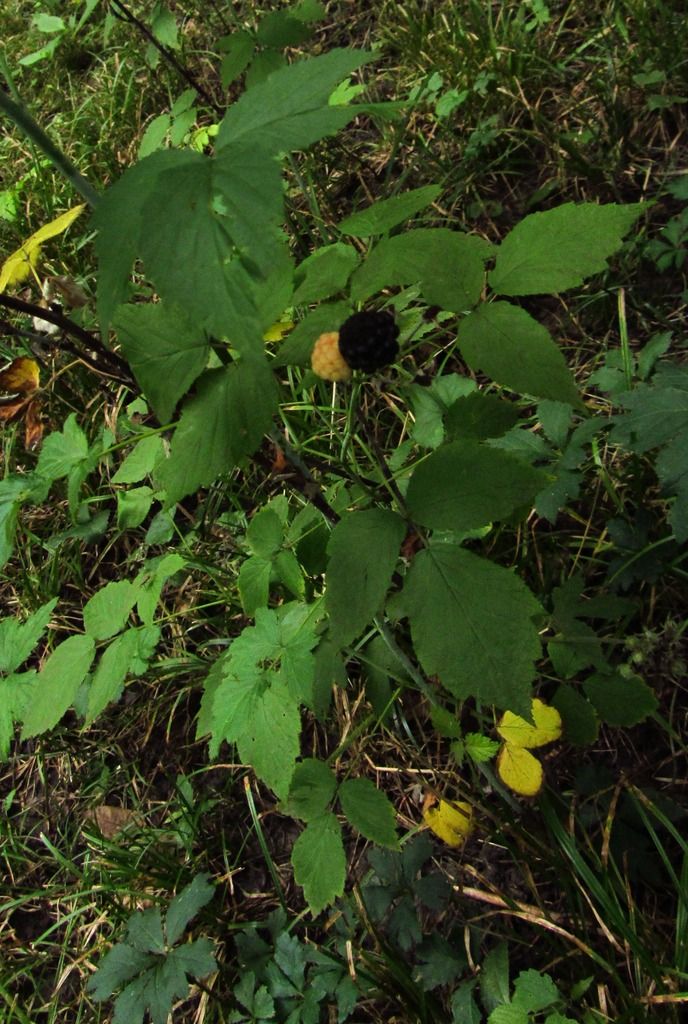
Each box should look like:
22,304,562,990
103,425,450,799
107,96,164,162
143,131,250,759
287,757,338,821
402,543,541,715
292,813,346,914
457,302,580,405
338,185,442,237
219,31,255,88
165,874,214,946
512,969,560,1013
582,672,657,727
217,49,375,152
85,628,140,724
114,304,210,424
86,943,155,1000
444,392,520,441
83,580,139,641
407,441,547,531
157,357,277,506
489,202,644,296
338,777,399,849
20,634,95,738
293,243,359,304
326,509,406,647
350,228,491,310
35,413,89,480
0,598,56,674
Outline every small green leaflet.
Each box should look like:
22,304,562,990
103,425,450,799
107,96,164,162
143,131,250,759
611,365,688,541
293,243,359,304
86,628,141,724
203,604,320,797
112,435,164,485
406,441,548,531
83,580,138,640
551,685,599,746
325,509,406,647
286,757,337,821
256,8,314,48
20,634,95,738
444,392,520,442
35,412,89,480
0,597,56,674
291,812,346,914
457,302,580,405
512,969,560,1013
337,185,441,237
488,202,645,296
218,30,254,88
338,777,399,849
401,542,541,716
216,49,375,152
114,304,210,424
350,228,492,310
157,357,278,506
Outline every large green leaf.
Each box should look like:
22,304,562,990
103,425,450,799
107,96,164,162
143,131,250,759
350,228,491,310
114,303,210,424
291,812,346,914
21,634,95,738
326,509,406,647
406,441,547,531
287,757,338,821
488,202,644,296
457,302,580,404
138,148,288,340
93,150,190,333
338,185,442,237
157,356,277,506
401,543,541,715
216,49,375,152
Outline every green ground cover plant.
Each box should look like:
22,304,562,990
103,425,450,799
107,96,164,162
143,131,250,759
1,2,687,1022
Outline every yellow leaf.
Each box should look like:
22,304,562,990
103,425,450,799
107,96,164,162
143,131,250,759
496,744,543,797
0,204,86,292
496,698,562,749
263,320,294,342
423,798,474,847
0,356,40,396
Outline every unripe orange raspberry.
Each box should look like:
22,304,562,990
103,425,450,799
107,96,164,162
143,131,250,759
311,331,352,382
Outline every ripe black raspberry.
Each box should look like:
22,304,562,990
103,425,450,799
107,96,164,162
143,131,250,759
337,310,400,373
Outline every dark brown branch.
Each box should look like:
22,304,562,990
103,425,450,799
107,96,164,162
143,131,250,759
0,294,134,385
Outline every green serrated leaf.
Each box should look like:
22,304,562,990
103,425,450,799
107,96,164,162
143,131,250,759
350,228,491,309
117,486,154,531
445,392,520,441
488,1006,529,1024
480,942,510,1013
219,30,255,88
286,758,337,821
237,557,272,616
338,777,399,849
157,358,277,506
83,580,139,641
256,9,313,47
86,943,155,1000
465,732,500,763
458,302,580,405
35,413,89,480
582,672,658,727
512,969,560,1013
127,907,165,954
165,874,214,946
247,508,284,557
407,440,547,531
217,49,375,152
338,185,441,237
293,243,359,304
20,634,95,738
402,543,541,716
114,304,210,424
291,813,346,914
489,202,645,296
86,628,141,724
326,509,406,647
113,435,164,485
0,598,56,674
